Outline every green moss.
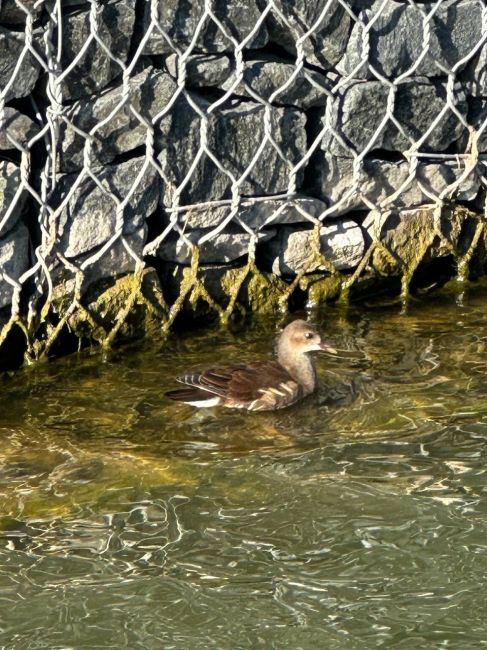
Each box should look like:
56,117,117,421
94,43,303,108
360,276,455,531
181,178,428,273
302,274,343,306
47,269,169,348
10,205,487,366
247,269,289,313
219,265,289,314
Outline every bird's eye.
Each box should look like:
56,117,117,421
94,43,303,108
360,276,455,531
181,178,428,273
305,332,314,339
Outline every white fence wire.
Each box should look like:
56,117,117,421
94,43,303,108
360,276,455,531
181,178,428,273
1,0,487,363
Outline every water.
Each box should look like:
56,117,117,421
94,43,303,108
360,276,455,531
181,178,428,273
1,282,487,649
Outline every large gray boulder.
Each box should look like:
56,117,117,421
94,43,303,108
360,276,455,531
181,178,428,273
58,66,177,172
158,226,275,265
0,107,40,150
0,222,30,309
59,66,307,203
320,78,468,156
55,228,148,291
266,0,351,69
221,54,329,109
364,206,475,275
158,98,307,205
338,0,483,80
313,155,480,214
174,196,328,230
263,221,365,276
52,158,159,263
141,0,268,55
59,0,135,101
168,52,329,108
0,162,25,237
0,27,40,101
165,53,233,88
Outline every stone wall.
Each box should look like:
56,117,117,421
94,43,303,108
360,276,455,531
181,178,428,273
1,0,487,363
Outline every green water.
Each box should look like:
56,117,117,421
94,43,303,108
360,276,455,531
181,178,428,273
1,283,487,649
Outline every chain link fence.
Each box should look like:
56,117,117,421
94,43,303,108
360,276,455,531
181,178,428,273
1,0,487,366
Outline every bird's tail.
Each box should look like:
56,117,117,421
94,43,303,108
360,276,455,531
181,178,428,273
165,387,212,402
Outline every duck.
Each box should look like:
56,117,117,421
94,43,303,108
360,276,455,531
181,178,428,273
165,319,336,411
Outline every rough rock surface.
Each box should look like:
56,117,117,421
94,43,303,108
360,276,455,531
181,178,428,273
1,0,487,353
60,66,307,203
141,0,268,55
313,156,480,214
77,228,147,285
0,27,40,101
158,227,274,265
51,227,148,300
0,162,25,237
264,221,365,276
321,78,468,156
175,196,328,230
60,0,135,101
53,158,159,261
158,98,307,204
0,222,30,309
59,67,177,172
0,107,39,150
338,0,484,80
221,55,329,109
167,53,330,108
267,0,351,69
365,207,473,275
468,98,487,153
165,53,233,88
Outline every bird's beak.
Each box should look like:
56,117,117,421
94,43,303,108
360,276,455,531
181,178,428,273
319,340,337,354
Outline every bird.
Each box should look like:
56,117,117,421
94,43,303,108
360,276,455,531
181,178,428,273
165,319,336,411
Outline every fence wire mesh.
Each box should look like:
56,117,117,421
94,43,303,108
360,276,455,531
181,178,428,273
1,0,487,364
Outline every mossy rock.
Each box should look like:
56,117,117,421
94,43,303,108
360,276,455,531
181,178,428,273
65,268,168,344
241,268,290,313
300,273,343,306
369,206,477,277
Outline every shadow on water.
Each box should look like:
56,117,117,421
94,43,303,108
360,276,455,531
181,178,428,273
1,280,487,648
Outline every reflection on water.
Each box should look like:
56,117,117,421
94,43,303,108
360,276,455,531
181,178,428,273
1,282,487,648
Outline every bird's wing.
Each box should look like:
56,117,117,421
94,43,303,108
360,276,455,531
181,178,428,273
177,361,301,410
